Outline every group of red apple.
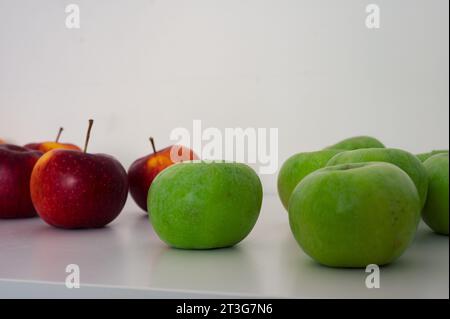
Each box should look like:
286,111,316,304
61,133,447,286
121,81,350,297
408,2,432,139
0,120,197,228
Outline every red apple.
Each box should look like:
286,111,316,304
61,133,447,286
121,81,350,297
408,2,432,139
0,144,42,218
30,120,128,229
25,127,81,153
128,137,198,211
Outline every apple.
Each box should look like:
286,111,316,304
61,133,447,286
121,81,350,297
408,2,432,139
0,144,42,218
0,139,5,144
416,150,448,163
289,162,421,267
30,120,128,229
148,161,263,249
128,137,198,212
327,148,429,208
422,153,449,235
25,127,81,153
325,136,385,151
277,149,343,211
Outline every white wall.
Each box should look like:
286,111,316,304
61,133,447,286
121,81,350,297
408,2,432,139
1,0,448,194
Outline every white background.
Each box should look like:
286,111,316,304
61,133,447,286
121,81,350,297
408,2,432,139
1,0,448,194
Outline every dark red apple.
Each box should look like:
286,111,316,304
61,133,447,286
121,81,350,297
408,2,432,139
25,127,81,153
30,120,128,229
0,144,42,218
128,137,198,211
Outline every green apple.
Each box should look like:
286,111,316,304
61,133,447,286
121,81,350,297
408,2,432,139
277,149,343,211
289,162,421,268
148,161,263,249
422,153,449,235
416,150,448,163
327,148,428,208
325,136,385,151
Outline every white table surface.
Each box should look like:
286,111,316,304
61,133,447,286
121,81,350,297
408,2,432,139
0,194,448,299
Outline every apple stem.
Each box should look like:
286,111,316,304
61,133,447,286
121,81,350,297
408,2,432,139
149,137,157,153
55,127,64,143
84,119,94,153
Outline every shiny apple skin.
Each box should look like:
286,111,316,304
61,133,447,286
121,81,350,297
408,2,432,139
24,142,81,153
0,144,42,218
30,149,129,229
128,145,198,211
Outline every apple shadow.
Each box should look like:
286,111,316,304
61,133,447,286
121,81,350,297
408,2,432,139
28,223,119,268
149,244,261,295
413,225,449,244
275,229,429,298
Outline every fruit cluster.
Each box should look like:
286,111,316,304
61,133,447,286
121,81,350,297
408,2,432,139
278,136,449,267
1,125,448,269
0,120,262,250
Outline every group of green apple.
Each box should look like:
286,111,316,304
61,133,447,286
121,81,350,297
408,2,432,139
278,136,449,268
